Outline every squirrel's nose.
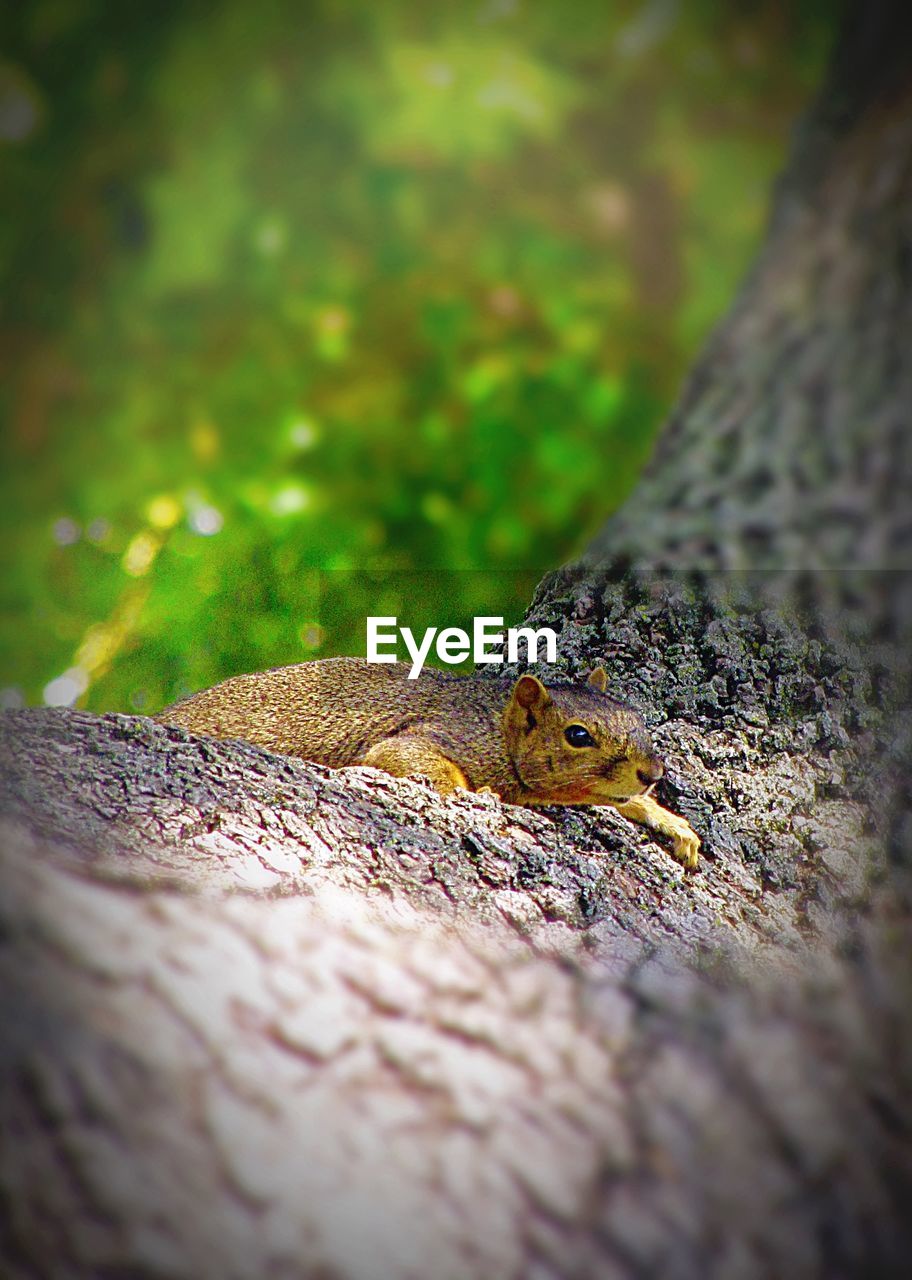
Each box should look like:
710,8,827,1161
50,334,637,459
637,759,664,787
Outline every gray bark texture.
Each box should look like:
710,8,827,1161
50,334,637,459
2,5,911,1277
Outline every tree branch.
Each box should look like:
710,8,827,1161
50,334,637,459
2,4,912,1276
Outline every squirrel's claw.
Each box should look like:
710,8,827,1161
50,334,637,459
613,794,701,871
671,823,701,871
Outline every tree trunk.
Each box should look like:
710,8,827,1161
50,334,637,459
2,6,911,1277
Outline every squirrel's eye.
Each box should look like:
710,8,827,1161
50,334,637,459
564,724,595,748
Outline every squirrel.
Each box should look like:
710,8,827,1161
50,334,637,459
157,657,700,869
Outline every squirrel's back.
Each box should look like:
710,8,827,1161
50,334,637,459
157,657,510,777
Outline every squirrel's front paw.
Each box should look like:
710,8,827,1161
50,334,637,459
669,819,701,870
614,794,701,872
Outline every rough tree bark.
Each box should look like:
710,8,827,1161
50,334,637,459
2,5,911,1278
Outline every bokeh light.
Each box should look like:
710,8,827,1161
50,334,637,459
0,0,834,711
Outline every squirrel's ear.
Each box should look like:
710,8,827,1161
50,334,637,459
587,667,608,692
512,674,552,712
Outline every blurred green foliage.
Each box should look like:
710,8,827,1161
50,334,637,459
0,0,834,712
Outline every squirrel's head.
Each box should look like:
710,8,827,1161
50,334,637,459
502,667,664,805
